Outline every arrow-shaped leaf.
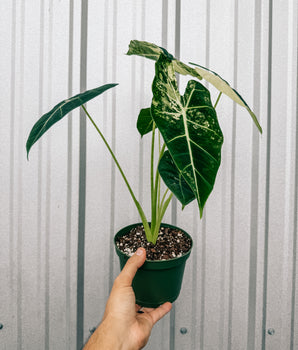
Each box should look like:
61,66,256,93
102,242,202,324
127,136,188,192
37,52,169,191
136,108,153,136
189,62,262,133
127,40,202,80
151,54,224,216
158,150,196,206
26,83,118,158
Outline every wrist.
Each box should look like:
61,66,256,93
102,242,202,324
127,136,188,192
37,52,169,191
84,318,125,350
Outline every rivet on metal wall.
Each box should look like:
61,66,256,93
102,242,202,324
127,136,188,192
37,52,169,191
0,323,3,330
267,328,275,336
180,327,187,335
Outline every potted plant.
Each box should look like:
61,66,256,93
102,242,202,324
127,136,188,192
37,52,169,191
26,40,262,308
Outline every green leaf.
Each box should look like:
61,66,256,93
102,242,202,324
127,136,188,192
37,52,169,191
136,108,153,136
158,151,196,206
127,40,202,80
26,83,118,158
151,54,224,216
189,62,262,133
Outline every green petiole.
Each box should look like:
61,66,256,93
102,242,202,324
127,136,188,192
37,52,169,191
82,105,152,241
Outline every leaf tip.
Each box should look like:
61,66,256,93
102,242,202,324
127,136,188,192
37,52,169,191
199,209,203,219
198,201,204,219
26,143,30,161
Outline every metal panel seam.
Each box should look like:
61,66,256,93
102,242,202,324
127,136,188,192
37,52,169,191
66,0,74,348
77,0,88,348
17,1,26,348
247,0,262,348
170,2,181,349
261,0,273,348
227,1,238,348
290,7,298,347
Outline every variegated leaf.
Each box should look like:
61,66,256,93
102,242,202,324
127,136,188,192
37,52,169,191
127,40,202,80
127,40,262,134
151,54,223,216
189,62,262,133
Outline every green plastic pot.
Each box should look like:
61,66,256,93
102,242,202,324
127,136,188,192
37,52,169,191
114,223,193,308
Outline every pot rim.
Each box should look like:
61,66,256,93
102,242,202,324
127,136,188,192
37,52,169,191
114,222,193,266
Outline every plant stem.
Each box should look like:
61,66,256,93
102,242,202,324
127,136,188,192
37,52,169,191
151,123,156,233
158,132,161,209
152,192,173,244
82,105,152,241
153,142,166,221
214,91,222,109
160,188,170,208
151,188,169,243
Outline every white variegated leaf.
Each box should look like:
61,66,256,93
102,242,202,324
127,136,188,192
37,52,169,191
151,54,224,216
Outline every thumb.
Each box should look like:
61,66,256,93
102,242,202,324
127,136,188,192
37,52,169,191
117,248,146,286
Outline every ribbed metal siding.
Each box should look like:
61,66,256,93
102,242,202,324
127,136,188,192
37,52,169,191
0,0,297,349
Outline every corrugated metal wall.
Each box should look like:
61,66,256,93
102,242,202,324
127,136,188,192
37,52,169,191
0,0,297,349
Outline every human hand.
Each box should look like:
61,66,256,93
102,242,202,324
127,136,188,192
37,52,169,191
83,247,172,350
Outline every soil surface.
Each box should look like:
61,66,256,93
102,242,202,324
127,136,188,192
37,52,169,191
115,225,192,261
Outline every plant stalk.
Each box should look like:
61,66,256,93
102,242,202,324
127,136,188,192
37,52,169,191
151,123,156,233
82,105,152,241
214,91,222,109
152,142,166,235
151,192,173,244
154,143,166,211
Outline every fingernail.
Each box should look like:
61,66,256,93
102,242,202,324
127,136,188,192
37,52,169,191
136,248,144,256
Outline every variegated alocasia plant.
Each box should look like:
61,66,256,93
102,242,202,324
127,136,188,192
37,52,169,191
26,40,262,245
